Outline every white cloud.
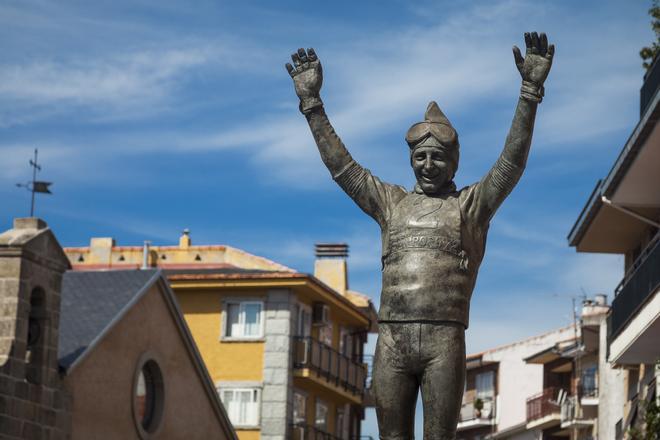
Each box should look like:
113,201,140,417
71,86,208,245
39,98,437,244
0,47,212,121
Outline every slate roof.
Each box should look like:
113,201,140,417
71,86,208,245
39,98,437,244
58,269,160,370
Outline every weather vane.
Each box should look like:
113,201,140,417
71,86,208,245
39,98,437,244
16,149,52,217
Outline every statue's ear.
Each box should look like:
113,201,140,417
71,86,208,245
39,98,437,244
425,101,453,128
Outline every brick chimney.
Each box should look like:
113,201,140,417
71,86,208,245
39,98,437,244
314,243,349,296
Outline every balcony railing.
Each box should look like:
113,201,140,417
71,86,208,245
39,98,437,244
641,53,660,117
459,396,496,423
291,423,341,440
289,423,373,440
560,396,577,423
561,396,596,429
293,336,367,396
611,232,660,338
526,387,561,422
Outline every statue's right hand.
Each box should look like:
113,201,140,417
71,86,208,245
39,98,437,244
286,48,323,108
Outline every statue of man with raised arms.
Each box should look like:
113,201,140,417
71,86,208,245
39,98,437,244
286,32,554,440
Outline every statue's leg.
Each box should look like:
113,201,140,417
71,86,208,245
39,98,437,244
373,323,420,440
419,323,465,440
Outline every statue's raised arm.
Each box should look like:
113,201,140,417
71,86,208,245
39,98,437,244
286,48,404,227
286,48,353,176
469,32,555,224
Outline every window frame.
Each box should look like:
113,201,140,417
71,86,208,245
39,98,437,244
314,398,329,432
220,299,265,341
218,387,262,428
475,370,495,400
293,389,308,425
296,303,312,338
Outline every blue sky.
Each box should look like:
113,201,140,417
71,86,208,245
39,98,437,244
0,0,654,436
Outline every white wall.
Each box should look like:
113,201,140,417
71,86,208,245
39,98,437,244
479,326,576,432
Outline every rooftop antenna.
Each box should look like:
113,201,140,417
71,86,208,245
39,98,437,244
15,149,52,217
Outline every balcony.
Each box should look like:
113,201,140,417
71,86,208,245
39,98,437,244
293,336,367,401
641,54,660,117
578,383,599,406
457,396,496,431
526,387,561,430
290,423,373,440
560,396,596,430
611,233,660,340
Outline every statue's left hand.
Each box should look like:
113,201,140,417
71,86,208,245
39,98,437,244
513,32,554,86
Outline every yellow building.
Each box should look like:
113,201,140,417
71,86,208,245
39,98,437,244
65,234,377,440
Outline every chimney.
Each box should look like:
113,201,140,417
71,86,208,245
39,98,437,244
314,243,349,296
89,237,115,266
179,228,191,249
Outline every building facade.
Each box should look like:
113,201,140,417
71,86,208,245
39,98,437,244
523,297,624,440
1,218,237,440
456,325,576,440
568,55,660,437
65,234,377,440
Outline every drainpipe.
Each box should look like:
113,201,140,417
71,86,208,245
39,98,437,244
142,241,151,269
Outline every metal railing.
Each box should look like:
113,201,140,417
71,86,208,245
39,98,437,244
611,232,660,338
641,53,660,117
363,354,373,389
289,423,373,440
459,396,495,422
561,395,596,426
560,396,577,424
293,336,367,396
526,387,561,422
290,423,342,440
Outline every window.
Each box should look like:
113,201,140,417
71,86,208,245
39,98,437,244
335,407,345,439
476,371,495,399
223,301,264,339
315,399,328,431
319,323,333,347
221,388,260,426
133,357,165,438
26,287,48,385
339,327,352,357
582,365,598,397
296,304,311,337
293,391,307,424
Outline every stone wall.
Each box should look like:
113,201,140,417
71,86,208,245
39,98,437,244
0,218,71,439
260,288,294,440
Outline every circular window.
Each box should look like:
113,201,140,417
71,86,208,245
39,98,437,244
133,358,164,437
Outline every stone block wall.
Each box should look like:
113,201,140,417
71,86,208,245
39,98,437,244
0,219,71,439
260,288,295,440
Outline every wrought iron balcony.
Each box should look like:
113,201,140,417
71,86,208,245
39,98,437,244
611,232,660,339
292,336,367,396
641,53,660,117
290,423,341,440
526,387,561,422
290,423,373,440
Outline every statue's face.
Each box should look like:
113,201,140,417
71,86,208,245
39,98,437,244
411,146,452,195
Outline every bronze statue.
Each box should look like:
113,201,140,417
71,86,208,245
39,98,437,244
287,32,554,439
